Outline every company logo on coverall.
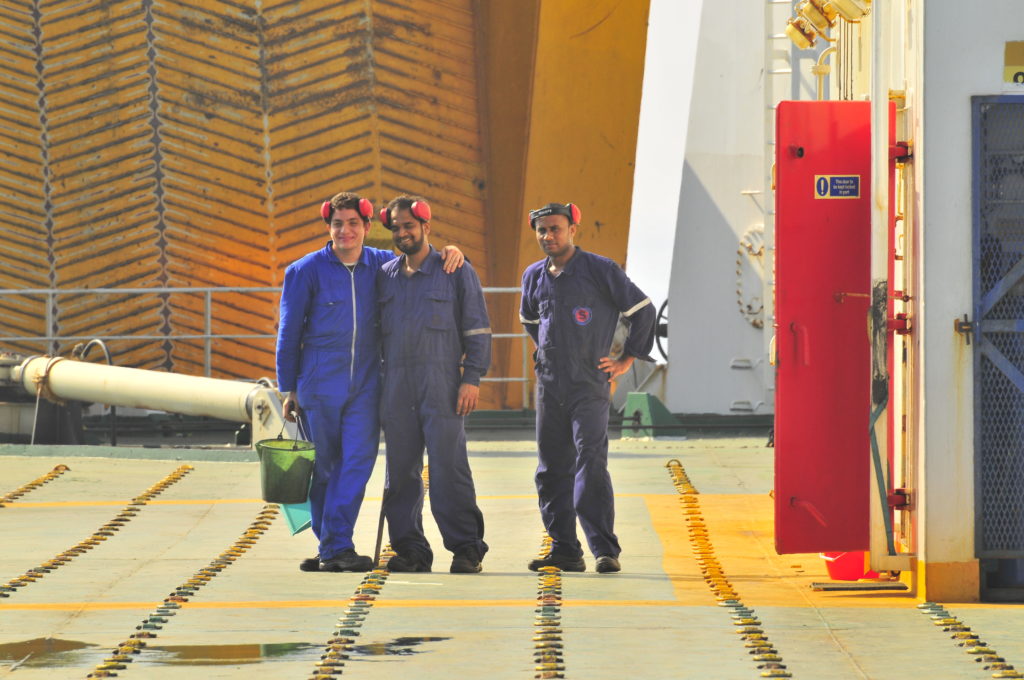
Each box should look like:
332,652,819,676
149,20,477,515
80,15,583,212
573,307,593,326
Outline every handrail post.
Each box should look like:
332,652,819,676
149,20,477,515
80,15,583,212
521,334,529,408
46,291,55,354
204,290,213,377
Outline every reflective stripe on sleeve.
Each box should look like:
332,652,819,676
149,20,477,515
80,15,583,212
464,327,492,337
623,297,652,318
519,315,540,325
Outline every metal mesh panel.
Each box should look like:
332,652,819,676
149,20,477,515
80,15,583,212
978,100,1024,556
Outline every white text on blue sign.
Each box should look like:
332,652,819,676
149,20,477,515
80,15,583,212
814,175,861,199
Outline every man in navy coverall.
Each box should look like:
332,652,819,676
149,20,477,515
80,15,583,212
276,192,463,573
377,195,491,574
520,202,656,574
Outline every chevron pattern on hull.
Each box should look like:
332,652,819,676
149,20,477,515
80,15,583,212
150,0,274,378
372,0,488,274
263,0,376,271
1,0,489,388
39,0,168,368
0,1,51,355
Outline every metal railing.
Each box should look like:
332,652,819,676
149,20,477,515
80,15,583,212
0,286,532,406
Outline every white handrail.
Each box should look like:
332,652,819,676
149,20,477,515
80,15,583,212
0,286,532,407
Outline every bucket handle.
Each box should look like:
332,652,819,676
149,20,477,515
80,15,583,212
294,412,311,449
272,406,310,451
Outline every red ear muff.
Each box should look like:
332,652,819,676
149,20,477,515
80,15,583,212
380,207,392,228
321,200,333,224
568,203,581,225
358,198,373,220
411,200,431,223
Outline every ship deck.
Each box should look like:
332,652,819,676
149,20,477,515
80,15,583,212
2,432,1022,679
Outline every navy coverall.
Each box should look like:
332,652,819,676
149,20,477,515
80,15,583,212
520,247,656,559
377,247,491,563
276,242,395,561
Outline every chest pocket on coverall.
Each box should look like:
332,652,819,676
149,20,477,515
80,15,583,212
423,285,457,362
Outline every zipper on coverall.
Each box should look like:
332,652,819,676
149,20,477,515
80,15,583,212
348,267,357,380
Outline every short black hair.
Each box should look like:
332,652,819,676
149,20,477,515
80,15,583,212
329,191,370,223
385,195,428,220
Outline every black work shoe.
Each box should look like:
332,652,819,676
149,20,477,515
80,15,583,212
595,555,621,573
386,553,432,573
299,555,321,572
528,552,586,572
450,547,483,574
320,549,373,572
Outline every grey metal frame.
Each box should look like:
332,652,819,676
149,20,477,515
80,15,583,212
973,94,1024,559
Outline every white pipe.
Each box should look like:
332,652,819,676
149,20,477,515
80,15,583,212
815,46,837,100
868,0,910,572
868,0,890,567
871,6,889,300
14,356,257,423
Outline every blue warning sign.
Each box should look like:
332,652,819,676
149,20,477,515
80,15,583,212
814,175,861,199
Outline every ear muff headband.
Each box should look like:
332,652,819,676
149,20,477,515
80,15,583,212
380,200,432,228
528,203,581,228
322,198,374,224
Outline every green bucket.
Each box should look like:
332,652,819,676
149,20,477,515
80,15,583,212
255,437,316,504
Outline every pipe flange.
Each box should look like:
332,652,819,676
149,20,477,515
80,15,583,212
33,356,67,405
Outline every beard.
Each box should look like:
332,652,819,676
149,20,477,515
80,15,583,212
396,234,425,256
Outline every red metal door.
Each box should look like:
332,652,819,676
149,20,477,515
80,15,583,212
774,101,871,554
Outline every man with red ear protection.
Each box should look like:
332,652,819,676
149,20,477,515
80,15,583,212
376,195,491,574
275,192,465,573
520,202,657,575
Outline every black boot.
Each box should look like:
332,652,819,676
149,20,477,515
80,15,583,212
450,547,483,573
320,549,373,572
527,552,586,572
386,552,432,572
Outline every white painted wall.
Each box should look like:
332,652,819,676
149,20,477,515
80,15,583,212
917,0,1024,567
626,0,703,331
662,0,771,414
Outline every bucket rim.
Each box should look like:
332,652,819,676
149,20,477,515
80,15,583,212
255,437,315,453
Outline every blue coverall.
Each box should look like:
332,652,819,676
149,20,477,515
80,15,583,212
520,247,656,559
377,247,491,564
276,241,395,561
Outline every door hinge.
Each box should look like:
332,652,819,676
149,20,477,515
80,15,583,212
887,313,911,335
887,488,912,510
889,140,913,162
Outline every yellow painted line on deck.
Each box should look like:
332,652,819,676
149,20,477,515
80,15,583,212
0,599,689,612
2,597,1016,613
2,499,263,508
5,493,677,508
374,599,688,608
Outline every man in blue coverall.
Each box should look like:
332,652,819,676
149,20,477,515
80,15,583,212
520,202,657,574
276,192,463,573
377,195,491,574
